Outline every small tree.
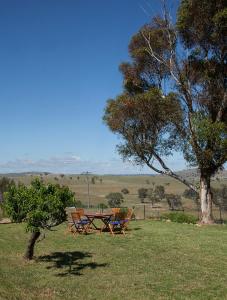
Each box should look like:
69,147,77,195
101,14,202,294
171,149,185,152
121,188,129,194
155,185,165,200
138,188,148,203
91,177,95,184
166,194,183,211
183,188,200,209
147,185,165,206
147,188,158,206
106,192,124,208
3,179,74,260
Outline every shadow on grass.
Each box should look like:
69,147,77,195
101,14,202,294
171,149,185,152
38,251,108,276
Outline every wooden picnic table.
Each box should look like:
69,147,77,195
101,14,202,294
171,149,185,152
84,212,113,231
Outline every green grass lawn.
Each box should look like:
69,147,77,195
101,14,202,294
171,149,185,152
1,221,227,300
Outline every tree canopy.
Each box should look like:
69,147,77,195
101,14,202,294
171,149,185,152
106,192,124,208
4,178,75,259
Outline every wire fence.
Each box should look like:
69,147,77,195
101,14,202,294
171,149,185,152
66,203,227,223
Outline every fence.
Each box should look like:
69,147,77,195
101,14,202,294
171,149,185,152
66,204,227,223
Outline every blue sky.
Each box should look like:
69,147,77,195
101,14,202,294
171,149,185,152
0,0,185,174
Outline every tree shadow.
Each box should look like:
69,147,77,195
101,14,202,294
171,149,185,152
37,251,108,276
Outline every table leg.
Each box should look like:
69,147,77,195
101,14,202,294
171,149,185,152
86,216,99,230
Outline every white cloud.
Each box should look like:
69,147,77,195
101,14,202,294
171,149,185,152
0,153,188,174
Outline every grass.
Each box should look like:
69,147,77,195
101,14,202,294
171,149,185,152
1,221,227,299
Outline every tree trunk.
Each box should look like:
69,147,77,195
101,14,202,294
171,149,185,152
200,175,214,224
24,231,40,260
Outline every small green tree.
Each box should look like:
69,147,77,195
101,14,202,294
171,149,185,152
106,192,124,208
138,188,148,203
147,185,165,206
3,179,74,260
166,194,183,211
147,188,158,206
155,185,165,200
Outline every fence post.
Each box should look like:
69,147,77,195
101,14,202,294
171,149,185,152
144,205,145,220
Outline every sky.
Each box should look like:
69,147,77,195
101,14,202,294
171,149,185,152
0,0,186,174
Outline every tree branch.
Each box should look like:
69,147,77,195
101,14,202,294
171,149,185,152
216,92,227,122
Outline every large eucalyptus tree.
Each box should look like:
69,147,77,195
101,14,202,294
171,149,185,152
104,0,227,224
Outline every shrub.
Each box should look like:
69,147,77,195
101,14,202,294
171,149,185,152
161,212,198,224
121,188,129,194
106,192,124,207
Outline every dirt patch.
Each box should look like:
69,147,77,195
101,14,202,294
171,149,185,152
0,218,11,224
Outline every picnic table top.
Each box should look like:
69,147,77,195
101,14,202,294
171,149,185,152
84,212,113,218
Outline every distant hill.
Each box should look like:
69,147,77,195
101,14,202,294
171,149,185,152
0,169,226,179
176,168,227,180
0,172,51,177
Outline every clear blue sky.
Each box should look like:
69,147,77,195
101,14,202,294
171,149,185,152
0,0,185,174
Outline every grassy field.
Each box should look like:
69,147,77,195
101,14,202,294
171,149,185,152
1,221,227,300
7,173,227,221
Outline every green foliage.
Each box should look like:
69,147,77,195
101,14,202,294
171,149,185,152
155,185,165,199
183,188,198,200
98,203,108,209
3,178,75,232
0,177,15,203
162,212,198,224
104,88,183,166
138,185,165,205
165,194,183,211
177,0,227,48
138,188,148,202
185,115,227,168
104,0,227,224
106,192,124,208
